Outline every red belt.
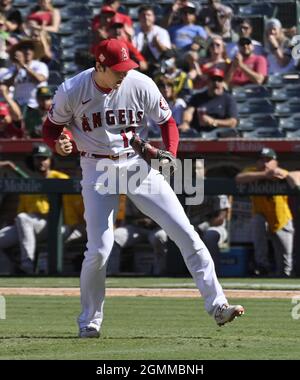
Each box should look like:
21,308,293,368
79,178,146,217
80,151,130,160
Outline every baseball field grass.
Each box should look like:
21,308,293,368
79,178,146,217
0,276,300,289
0,294,300,359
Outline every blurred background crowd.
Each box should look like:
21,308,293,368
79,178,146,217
1,0,300,278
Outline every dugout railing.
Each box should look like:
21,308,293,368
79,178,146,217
0,177,298,274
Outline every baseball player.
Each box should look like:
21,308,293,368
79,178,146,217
42,39,244,338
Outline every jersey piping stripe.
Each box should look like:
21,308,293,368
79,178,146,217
48,114,72,126
157,112,172,125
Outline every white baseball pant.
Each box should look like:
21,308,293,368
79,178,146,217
78,156,228,331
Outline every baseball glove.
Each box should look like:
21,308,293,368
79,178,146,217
130,135,177,173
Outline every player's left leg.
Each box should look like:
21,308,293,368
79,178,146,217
127,164,228,315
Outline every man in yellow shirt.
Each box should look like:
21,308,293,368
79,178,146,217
235,147,294,277
0,144,85,274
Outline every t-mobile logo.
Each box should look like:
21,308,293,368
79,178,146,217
291,296,300,320
291,35,300,60
0,296,6,320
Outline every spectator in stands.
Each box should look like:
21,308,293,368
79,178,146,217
0,13,18,67
168,2,207,53
226,18,265,60
90,6,117,54
101,0,134,40
155,55,193,99
226,37,267,87
264,18,296,75
198,0,236,42
133,5,172,77
92,0,134,40
107,15,148,72
186,160,231,274
27,0,61,34
149,76,187,136
235,147,294,277
0,143,85,274
162,0,199,29
23,86,52,138
179,68,237,135
0,0,23,36
0,159,15,170
107,196,168,276
0,83,23,138
187,34,231,90
4,39,49,109
26,25,52,62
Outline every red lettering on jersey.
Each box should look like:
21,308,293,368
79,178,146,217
106,110,116,125
160,96,169,111
92,112,102,129
81,114,92,132
128,109,134,124
136,111,143,123
120,129,129,147
118,109,126,125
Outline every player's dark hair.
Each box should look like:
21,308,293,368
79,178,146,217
239,18,253,27
138,5,154,15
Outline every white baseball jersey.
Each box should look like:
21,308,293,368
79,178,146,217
48,68,172,155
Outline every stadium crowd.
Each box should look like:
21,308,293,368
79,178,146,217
0,0,300,278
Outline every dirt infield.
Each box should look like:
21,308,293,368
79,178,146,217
1,287,300,298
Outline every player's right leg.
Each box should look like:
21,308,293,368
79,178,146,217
127,161,244,325
78,157,120,338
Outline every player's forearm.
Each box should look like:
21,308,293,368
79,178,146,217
213,118,237,128
159,116,179,157
235,171,267,183
42,117,64,150
239,63,265,85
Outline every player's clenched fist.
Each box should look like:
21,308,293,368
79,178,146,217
55,133,73,156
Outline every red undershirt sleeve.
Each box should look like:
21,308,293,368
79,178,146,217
42,117,64,150
159,116,179,157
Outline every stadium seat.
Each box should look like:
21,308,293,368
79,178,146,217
238,2,278,18
238,114,278,132
273,0,300,29
13,0,30,8
271,84,300,101
285,129,300,138
238,99,275,115
279,113,300,133
60,46,77,61
52,0,72,8
243,127,285,138
200,128,240,140
60,36,75,49
48,71,64,85
275,98,300,116
58,23,74,35
127,7,139,21
267,72,300,88
61,62,80,76
60,5,92,21
232,85,271,102
88,0,103,5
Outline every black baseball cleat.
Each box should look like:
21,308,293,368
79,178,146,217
78,326,100,338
